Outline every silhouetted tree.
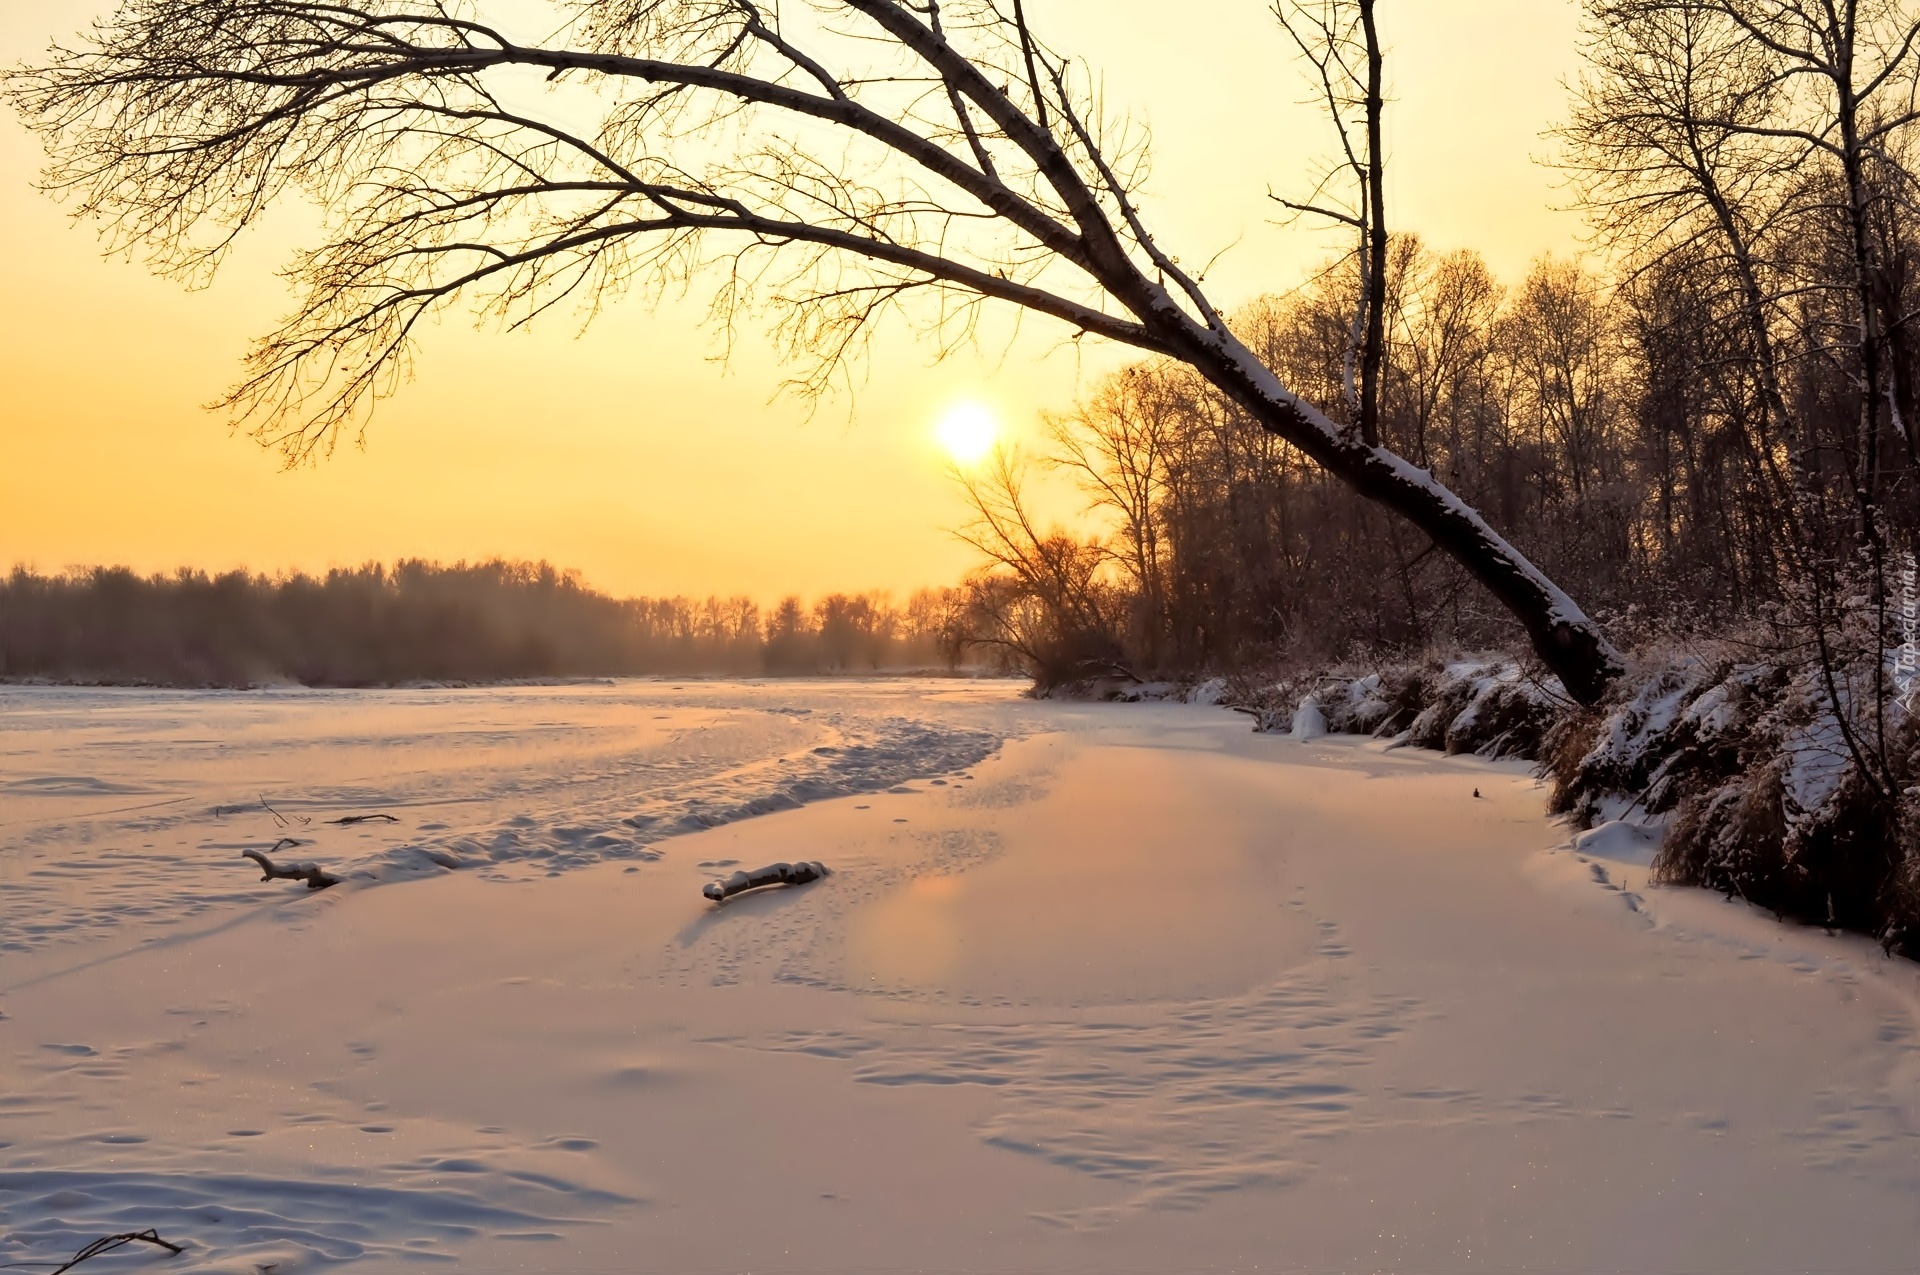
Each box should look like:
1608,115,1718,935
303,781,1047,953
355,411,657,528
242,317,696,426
3,0,1621,701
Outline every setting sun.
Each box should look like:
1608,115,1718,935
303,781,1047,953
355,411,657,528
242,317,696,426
934,401,999,464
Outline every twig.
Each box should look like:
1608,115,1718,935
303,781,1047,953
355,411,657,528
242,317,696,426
325,813,400,825
703,861,830,903
0,1229,185,1272
258,795,309,828
242,840,340,890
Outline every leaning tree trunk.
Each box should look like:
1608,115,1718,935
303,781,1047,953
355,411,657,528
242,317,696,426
0,0,1628,706
1163,320,1624,705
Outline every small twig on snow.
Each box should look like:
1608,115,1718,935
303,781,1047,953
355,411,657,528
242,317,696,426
259,795,309,827
703,861,830,904
325,813,400,825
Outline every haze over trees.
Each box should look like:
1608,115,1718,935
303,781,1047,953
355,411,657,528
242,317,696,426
0,562,969,684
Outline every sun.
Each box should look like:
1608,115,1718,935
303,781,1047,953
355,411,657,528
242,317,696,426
935,401,999,464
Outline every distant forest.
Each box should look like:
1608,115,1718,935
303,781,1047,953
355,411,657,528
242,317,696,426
0,561,977,685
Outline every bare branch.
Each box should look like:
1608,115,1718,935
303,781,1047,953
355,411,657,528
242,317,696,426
1,0,1625,701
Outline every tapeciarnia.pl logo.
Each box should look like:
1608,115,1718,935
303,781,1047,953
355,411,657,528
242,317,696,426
1897,553,1918,718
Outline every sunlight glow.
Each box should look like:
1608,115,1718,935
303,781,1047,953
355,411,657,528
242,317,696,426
935,401,999,465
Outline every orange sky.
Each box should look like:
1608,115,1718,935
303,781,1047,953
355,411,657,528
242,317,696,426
0,1,1589,601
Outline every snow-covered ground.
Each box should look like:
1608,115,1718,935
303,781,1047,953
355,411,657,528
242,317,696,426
3,682,1919,1272
0,680,1024,958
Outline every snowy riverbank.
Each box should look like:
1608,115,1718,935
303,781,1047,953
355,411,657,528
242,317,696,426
3,684,1919,1272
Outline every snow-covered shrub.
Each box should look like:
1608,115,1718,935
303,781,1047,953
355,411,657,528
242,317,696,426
1411,661,1562,758
1533,643,1918,952
1548,658,1727,823
1187,677,1231,707
1243,656,1560,760
1645,661,1918,948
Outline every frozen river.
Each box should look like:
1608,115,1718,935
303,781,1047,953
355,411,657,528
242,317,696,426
5,680,1920,1274
0,679,1035,958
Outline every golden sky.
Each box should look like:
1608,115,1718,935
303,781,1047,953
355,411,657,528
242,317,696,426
0,1,1588,601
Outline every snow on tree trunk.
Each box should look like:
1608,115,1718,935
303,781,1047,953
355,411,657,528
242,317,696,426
1160,318,1624,705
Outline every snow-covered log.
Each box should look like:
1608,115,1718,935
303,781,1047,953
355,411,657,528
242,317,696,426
703,861,831,904
242,840,340,890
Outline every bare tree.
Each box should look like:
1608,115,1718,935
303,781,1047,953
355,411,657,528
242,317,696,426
1387,242,1505,473
1271,0,1389,447
1564,0,1920,795
3,0,1621,700
1044,362,1186,663
1499,257,1621,504
950,446,1126,681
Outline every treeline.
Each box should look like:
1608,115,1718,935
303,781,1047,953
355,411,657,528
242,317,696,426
958,233,1916,683
0,561,976,685
959,0,1920,710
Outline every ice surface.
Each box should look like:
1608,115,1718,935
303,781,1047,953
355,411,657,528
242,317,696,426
0,680,1025,957
5,684,1919,1273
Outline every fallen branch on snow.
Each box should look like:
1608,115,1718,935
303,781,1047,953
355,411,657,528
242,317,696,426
2,1229,186,1273
325,813,399,825
242,839,340,890
702,861,830,904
